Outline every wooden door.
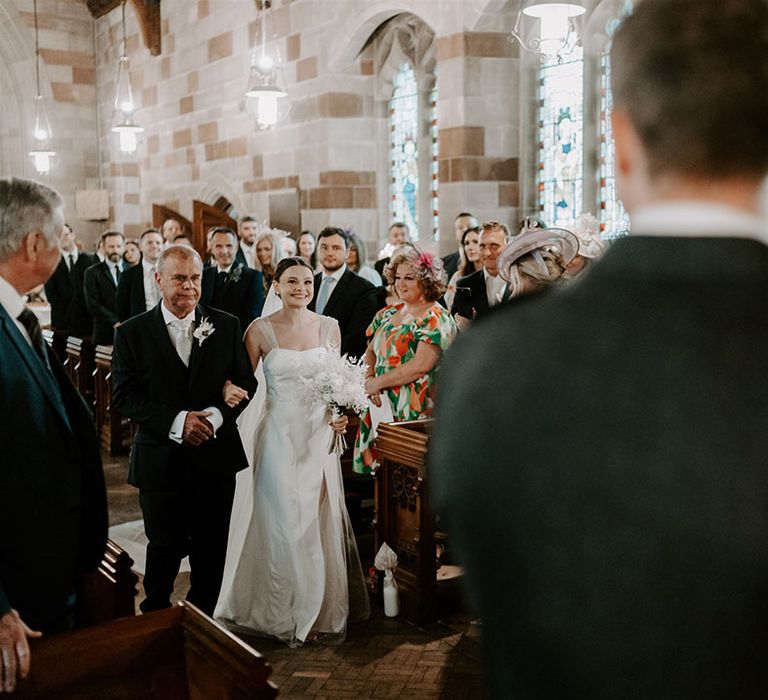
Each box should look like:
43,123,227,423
193,200,237,253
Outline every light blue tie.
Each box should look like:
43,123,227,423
315,276,333,315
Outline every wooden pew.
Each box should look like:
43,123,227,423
17,602,278,699
93,344,134,455
76,539,139,627
65,335,95,408
373,419,463,624
41,328,67,364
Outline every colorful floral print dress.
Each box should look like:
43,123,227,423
352,302,457,473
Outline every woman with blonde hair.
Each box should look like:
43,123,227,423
254,230,284,297
346,231,382,286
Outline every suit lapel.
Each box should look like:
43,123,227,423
0,307,72,432
100,261,116,289
308,272,321,311
149,304,189,374
187,305,207,387
322,270,351,317
501,282,512,305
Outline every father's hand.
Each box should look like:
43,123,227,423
182,411,214,446
0,610,41,694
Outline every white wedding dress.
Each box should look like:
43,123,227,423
215,314,370,645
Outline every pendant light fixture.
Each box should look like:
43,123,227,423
245,0,288,129
29,0,55,175
111,1,143,154
511,1,586,63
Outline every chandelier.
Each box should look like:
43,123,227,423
510,1,586,63
111,1,144,153
245,0,288,129
29,0,55,175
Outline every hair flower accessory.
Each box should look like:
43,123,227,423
193,317,215,346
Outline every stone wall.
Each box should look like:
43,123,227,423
0,0,101,248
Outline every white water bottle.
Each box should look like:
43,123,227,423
383,569,399,617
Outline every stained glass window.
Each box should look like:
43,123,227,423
599,1,633,238
390,62,419,236
537,46,584,229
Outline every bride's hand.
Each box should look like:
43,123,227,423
329,414,348,434
223,380,249,407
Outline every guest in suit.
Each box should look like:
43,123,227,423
442,212,478,281
374,222,410,277
201,227,264,331
308,227,380,359
116,228,164,322
450,221,510,326
432,1,768,696
0,177,107,691
84,230,124,344
161,218,182,246
44,223,95,338
113,245,257,616
234,215,259,269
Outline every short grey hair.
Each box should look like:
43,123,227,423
156,243,203,275
0,177,64,262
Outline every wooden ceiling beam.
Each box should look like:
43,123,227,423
85,0,162,56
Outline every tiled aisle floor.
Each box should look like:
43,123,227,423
104,452,488,698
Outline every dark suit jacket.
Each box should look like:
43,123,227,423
431,236,768,698
84,260,123,345
374,257,389,278
234,246,248,269
308,268,379,359
44,252,95,337
442,250,460,281
0,303,107,632
113,304,257,491
200,263,264,332
116,262,155,322
450,268,490,319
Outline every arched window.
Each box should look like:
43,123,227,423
536,45,584,229
390,62,419,233
374,14,437,242
598,0,633,237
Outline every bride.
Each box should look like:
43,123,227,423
215,256,370,645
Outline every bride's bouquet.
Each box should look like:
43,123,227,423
299,352,369,455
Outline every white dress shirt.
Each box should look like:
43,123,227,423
142,259,159,311
483,268,507,307
630,201,768,244
161,302,223,443
62,248,78,271
0,273,31,346
240,242,256,269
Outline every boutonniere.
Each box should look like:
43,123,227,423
192,317,215,346
229,264,243,284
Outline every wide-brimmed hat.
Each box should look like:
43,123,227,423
498,227,580,282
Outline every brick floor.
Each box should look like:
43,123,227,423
104,452,489,698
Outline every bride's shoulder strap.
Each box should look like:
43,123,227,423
248,316,279,352
319,314,340,350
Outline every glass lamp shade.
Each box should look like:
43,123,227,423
245,79,287,129
112,118,144,154
523,2,585,57
30,95,55,174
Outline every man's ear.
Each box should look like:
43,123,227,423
23,230,43,262
611,108,637,179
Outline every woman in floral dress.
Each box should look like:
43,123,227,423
353,244,456,473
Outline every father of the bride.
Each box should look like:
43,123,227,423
113,244,256,615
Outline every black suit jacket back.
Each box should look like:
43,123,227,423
0,303,107,632
84,260,122,344
432,236,768,698
44,252,95,336
308,268,379,358
113,304,257,491
200,263,264,332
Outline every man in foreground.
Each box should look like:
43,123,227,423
432,1,768,696
0,177,107,692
